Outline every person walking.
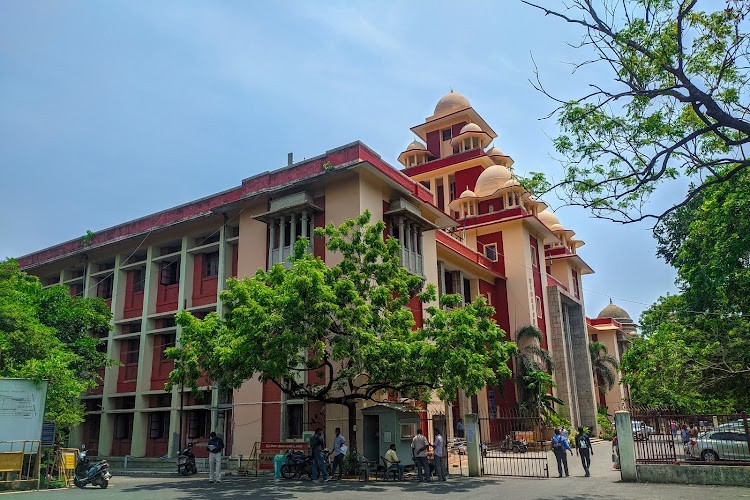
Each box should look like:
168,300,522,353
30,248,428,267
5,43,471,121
331,427,346,480
310,428,329,482
433,428,446,481
207,432,224,483
456,419,465,438
551,428,573,477
411,428,431,482
575,427,593,477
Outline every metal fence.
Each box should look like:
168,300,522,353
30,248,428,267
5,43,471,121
477,409,550,478
629,408,750,465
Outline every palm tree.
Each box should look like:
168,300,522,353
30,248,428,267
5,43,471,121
589,341,619,398
515,325,558,416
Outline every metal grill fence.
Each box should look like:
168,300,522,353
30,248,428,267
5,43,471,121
477,409,550,478
627,407,750,465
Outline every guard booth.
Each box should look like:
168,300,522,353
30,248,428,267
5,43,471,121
361,405,421,466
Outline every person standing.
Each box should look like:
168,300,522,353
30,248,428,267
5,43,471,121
575,427,593,477
207,432,224,483
310,428,329,482
433,428,446,481
331,427,346,480
456,419,465,438
551,428,573,477
411,428,431,482
560,427,569,440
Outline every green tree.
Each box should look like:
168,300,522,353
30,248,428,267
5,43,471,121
167,211,516,451
525,0,750,224
514,325,561,418
620,170,750,411
589,341,619,399
0,259,113,428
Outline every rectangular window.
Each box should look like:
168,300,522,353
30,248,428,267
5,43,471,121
132,269,144,293
472,137,479,149
115,414,133,440
531,250,539,268
535,296,543,318
442,129,452,141
463,277,472,305
484,243,498,262
160,260,180,286
449,181,456,202
97,276,113,299
149,412,169,439
160,334,176,359
188,410,210,439
126,339,139,364
572,270,580,298
202,252,220,277
286,403,303,439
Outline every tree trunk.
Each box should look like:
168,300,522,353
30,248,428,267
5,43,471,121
347,403,357,454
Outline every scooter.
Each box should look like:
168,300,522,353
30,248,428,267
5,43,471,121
74,445,111,489
499,434,529,453
177,443,197,476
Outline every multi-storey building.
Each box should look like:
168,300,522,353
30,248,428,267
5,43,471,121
18,92,628,459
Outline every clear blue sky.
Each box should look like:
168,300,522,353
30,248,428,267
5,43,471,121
0,0,677,321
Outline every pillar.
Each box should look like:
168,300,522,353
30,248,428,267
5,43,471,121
615,410,637,482
267,220,275,269
465,413,481,477
442,176,450,215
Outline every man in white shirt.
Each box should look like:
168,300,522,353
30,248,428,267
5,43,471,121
433,428,446,481
411,428,431,482
331,427,346,480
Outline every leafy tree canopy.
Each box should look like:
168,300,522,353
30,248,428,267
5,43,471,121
525,0,750,225
0,259,113,428
167,212,516,448
621,170,750,411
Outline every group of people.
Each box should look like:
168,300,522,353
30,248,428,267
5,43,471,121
308,427,348,482
550,427,594,478
382,427,448,482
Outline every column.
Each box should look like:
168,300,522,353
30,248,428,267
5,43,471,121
290,213,297,251
216,224,227,314
430,178,438,205
398,218,406,266
465,413,481,477
278,216,285,264
417,227,423,275
442,176,450,215
301,211,310,254
615,411,637,482
267,220,276,269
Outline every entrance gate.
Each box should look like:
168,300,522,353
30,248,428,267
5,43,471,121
478,409,550,478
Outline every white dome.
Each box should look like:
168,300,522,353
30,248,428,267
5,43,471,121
486,146,505,156
504,178,520,188
474,164,513,197
460,123,483,134
549,223,565,232
538,209,560,228
460,188,476,199
406,140,427,151
434,91,471,116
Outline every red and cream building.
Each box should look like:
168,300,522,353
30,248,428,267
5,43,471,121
18,92,626,458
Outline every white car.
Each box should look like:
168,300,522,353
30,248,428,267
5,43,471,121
632,421,654,441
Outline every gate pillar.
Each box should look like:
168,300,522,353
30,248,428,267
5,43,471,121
614,410,637,482
465,413,481,477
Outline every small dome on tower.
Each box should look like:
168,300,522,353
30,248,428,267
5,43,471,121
504,178,520,189
486,146,515,168
549,223,565,232
434,90,471,117
460,122,483,134
537,208,560,228
406,140,427,151
474,164,513,197
597,300,632,321
460,188,476,199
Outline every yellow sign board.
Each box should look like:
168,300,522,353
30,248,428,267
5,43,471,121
0,452,24,473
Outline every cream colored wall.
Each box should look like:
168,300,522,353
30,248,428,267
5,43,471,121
592,330,626,410
501,221,535,339
232,208,270,454
324,174,361,266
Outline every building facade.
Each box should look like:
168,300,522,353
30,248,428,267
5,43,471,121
18,92,628,458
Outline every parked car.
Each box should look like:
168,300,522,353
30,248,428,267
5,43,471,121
632,421,654,441
715,419,746,432
690,430,750,462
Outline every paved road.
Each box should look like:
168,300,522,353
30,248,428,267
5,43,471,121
17,442,750,499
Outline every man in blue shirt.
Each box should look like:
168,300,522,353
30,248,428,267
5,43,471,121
551,428,573,477
310,428,329,482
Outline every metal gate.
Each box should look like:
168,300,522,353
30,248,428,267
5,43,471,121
478,409,550,478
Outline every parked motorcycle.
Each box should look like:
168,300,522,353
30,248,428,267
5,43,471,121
74,445,111,489
177,443,197,476
280,449,333,479
499,434,528,453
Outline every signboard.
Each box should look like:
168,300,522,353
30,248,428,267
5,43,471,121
257,442,308,470
41,422,56,447
466,426,476,444
0,379,48,452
